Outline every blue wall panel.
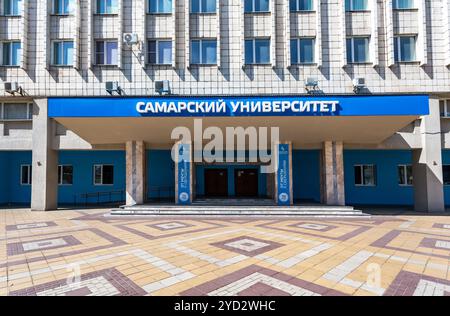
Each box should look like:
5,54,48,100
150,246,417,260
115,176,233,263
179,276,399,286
0,152,9,204
58,150,125,204
147,150,175,198
0,151,32,205
292,150,321,202
195,164,267,197
441,150,450,205
344,150,414,205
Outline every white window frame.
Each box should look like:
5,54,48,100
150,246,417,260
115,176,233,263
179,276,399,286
190,39,217,65
394,35,417,62
58,165,73,185
96,0,118,14
51,40,74,66
245,0,270,13
147,39,172,65
0,103,32,121
291,37,315,64
346,0,368,11
290,0,314,12
52,0,72,15
245,38,271,65
0,0,21,16
346,37,370,64
393,0,415,10
20,164,32,185
93,164,114,186
190,0,216,14
95,40,118,66
148,0,172,14
0,41,21,66
398,164,413,186
354,164,376,187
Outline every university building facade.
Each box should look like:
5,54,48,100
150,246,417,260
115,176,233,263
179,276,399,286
0,0,449,212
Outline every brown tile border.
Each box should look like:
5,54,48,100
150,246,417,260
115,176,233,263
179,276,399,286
9,268,146,296
7,235,81,256
432,223,450,230
210,236,284,257
180,264,346,296
257,220,371,241
384,270,450,296
5,221,57,231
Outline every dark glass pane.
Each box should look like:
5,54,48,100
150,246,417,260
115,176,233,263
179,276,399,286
102,165,114,185
354,165,362,185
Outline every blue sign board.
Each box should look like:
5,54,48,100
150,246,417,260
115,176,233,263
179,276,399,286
48,95,429,118
177,143,191,205
277,144,291,206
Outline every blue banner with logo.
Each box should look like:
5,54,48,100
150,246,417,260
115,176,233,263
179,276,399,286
48,95,429,118
277,144,291,206
177,143,191,205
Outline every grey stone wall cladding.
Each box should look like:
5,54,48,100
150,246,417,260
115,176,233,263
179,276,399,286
0,0,450,96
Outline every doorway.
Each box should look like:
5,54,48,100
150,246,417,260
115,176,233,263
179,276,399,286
234,168,259,197
204,169,228,197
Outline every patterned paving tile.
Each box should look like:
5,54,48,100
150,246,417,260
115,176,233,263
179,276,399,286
7,236,81,256
384,271,450,296
5,221,57,231
211,236,284,257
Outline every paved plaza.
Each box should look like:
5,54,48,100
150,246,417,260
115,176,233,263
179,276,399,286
0,209,449,296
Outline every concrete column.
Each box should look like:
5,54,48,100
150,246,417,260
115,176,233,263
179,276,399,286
126,140,146,205
274,142,293,206
413,98,445,213
31,99,58,211
321,141,345,206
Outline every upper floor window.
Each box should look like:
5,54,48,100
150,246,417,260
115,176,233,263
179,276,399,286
52,41,74,66
398,165,413,186
95,40,118,65
393,0,414,9
354,164,376,186
94,164,114,185
0,103,32,120
58,165,73,185
191,0,216,13
1,0,22,16
149,0,172,14
394,36,416,62
245,38,270,64
96,0,118,14
21,164,32,185
291,38,314,64
289,0,313,12
346,37,369,63
440,100,450,117
244,0,269,13
148,40,172,65
53,0,73,15
0,41,21,66
190,39,217,65
345,0,367,11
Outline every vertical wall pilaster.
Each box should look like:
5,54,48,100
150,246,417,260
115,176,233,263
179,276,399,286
31,99,58,211
126,140,146,205
413,99,445,213
321,141,345,206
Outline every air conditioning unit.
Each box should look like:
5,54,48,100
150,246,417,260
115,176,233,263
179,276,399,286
4,82,22,95
305,77,318,92
105,81,122,95
353,77,366,88
123,33,139,46
155,80,170,95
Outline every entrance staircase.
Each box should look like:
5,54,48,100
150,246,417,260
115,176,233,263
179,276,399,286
110,199,368,217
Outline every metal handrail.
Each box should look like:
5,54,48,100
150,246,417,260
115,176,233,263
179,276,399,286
73,190,125,206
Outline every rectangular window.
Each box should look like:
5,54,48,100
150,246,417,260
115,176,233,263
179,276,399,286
393,0,414,9
398,165,413,186
148,40,172,65
58,165,73,185
289,0,313,12
96,0,118,14
2,103,32,120
440,100,450,117
190,39,217,65
444,165,450,185
346,37,369,63
190,0,216,13
244,0,270,13
354,165,376,186
345,0,367,11
394,36,416,62
290,38,315,64
148,0,172,13
52,41,74,66
1,41,21,66
93,164,114,185
2,0,21,16
245,38,270,64
20,164,32,185
95,40,118,65
53,0,72,14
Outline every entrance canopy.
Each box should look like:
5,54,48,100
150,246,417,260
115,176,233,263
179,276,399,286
48,94,429,146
